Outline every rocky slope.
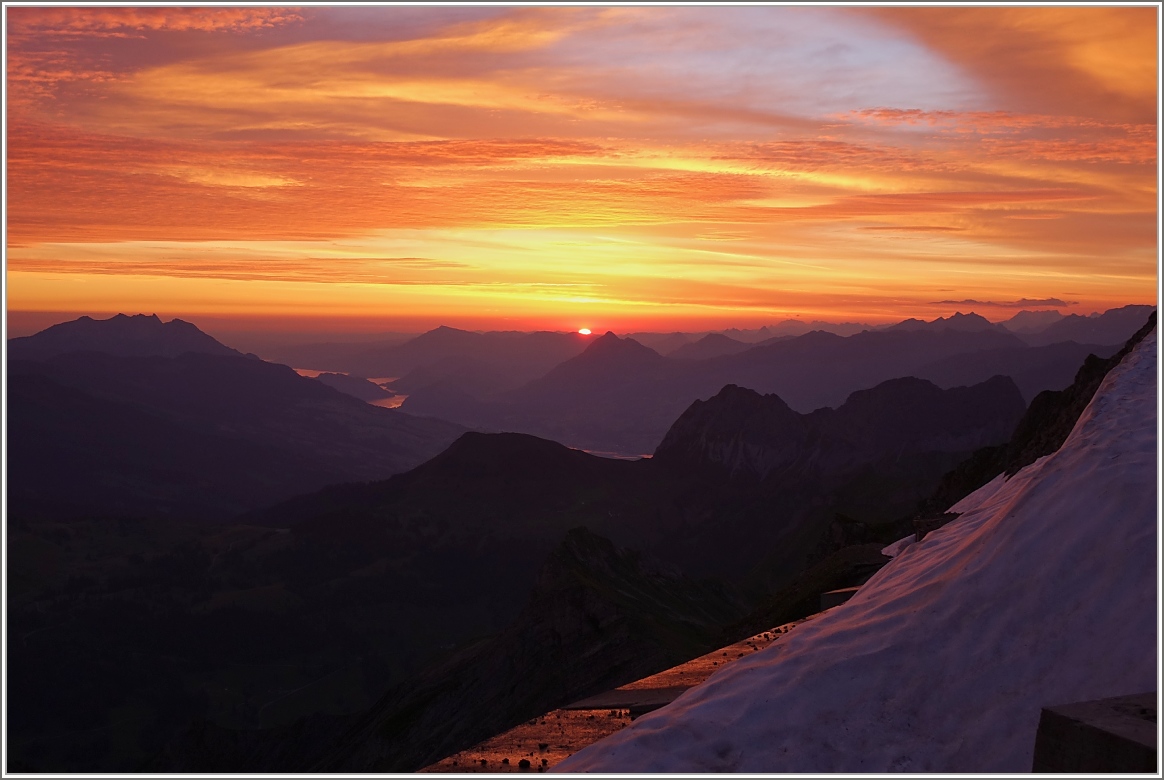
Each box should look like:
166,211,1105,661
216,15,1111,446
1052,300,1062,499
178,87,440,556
151,528,744,772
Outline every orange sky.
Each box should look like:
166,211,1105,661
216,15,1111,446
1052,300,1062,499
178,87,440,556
5,6,1159,333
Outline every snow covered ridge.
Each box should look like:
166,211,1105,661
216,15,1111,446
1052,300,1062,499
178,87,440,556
556,329,1158,773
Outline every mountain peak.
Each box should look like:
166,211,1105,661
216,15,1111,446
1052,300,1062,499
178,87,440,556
578,332,661,361
655,374,1024,480
1000,309,1064,334
888,312,999,333
654,383,804,477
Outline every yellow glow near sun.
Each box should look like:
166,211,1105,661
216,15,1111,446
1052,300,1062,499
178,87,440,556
578,328,592,335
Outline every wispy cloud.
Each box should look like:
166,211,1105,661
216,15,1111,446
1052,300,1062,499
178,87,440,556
7,7,304,36
929,298,1077,308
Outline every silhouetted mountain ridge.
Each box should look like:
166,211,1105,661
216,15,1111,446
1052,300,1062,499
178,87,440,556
668,333,750,360
339,326,591,388
7,350,465,521
655,375,1025,482
999,309,1064,334
8,313,244,360
920,310,1157,514
886,311,1001,333
1017,304,1154,346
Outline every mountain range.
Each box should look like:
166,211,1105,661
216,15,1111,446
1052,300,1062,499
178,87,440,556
7,315,465,520
5,306,1154,773
146,310,1156,774
404,323,1121,455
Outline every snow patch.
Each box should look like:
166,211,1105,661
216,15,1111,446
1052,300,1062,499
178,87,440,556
557,329,1157,773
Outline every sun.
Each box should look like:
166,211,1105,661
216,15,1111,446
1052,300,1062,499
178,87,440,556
578,328,592,335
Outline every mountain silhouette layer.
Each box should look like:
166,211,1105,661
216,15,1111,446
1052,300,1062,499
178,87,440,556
402,325,1094,455
7,313,244,360
7,317,466,521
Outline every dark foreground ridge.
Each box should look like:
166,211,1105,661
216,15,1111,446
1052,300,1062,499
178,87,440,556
150,528,743,772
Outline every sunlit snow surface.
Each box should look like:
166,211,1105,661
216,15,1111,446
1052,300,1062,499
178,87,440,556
557,329,1158,773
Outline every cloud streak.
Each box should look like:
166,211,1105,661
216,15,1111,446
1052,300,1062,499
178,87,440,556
929,298,1077,309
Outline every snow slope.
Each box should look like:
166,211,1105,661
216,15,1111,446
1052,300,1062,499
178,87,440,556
557,329,1158,773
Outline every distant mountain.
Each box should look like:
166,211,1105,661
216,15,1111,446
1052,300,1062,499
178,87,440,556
7,352,465,521
691,327,1025,416
245,338,413,374
625,331,696,354
915,341,1121,403
655,376,1024,484
403,327,1028,455
920,310,1157,515
340,327,591,387
1017,304,1155,346
668,333,750,360
521,332,664,392
998,309,1064,334
723,320,872,340
424,332,683,453
885,311,1001,333
311,372,393,402
7,313,244,360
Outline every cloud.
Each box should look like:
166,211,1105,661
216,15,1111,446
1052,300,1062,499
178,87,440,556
725,139,941,173
864,7,1158,123
7,253,474,286
6,7,304,36
928,298,1077,308
846,108,1148,133
749,189,1095,222
860,226,965,233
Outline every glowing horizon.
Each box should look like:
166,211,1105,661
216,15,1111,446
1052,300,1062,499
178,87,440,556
5,6,1159,333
